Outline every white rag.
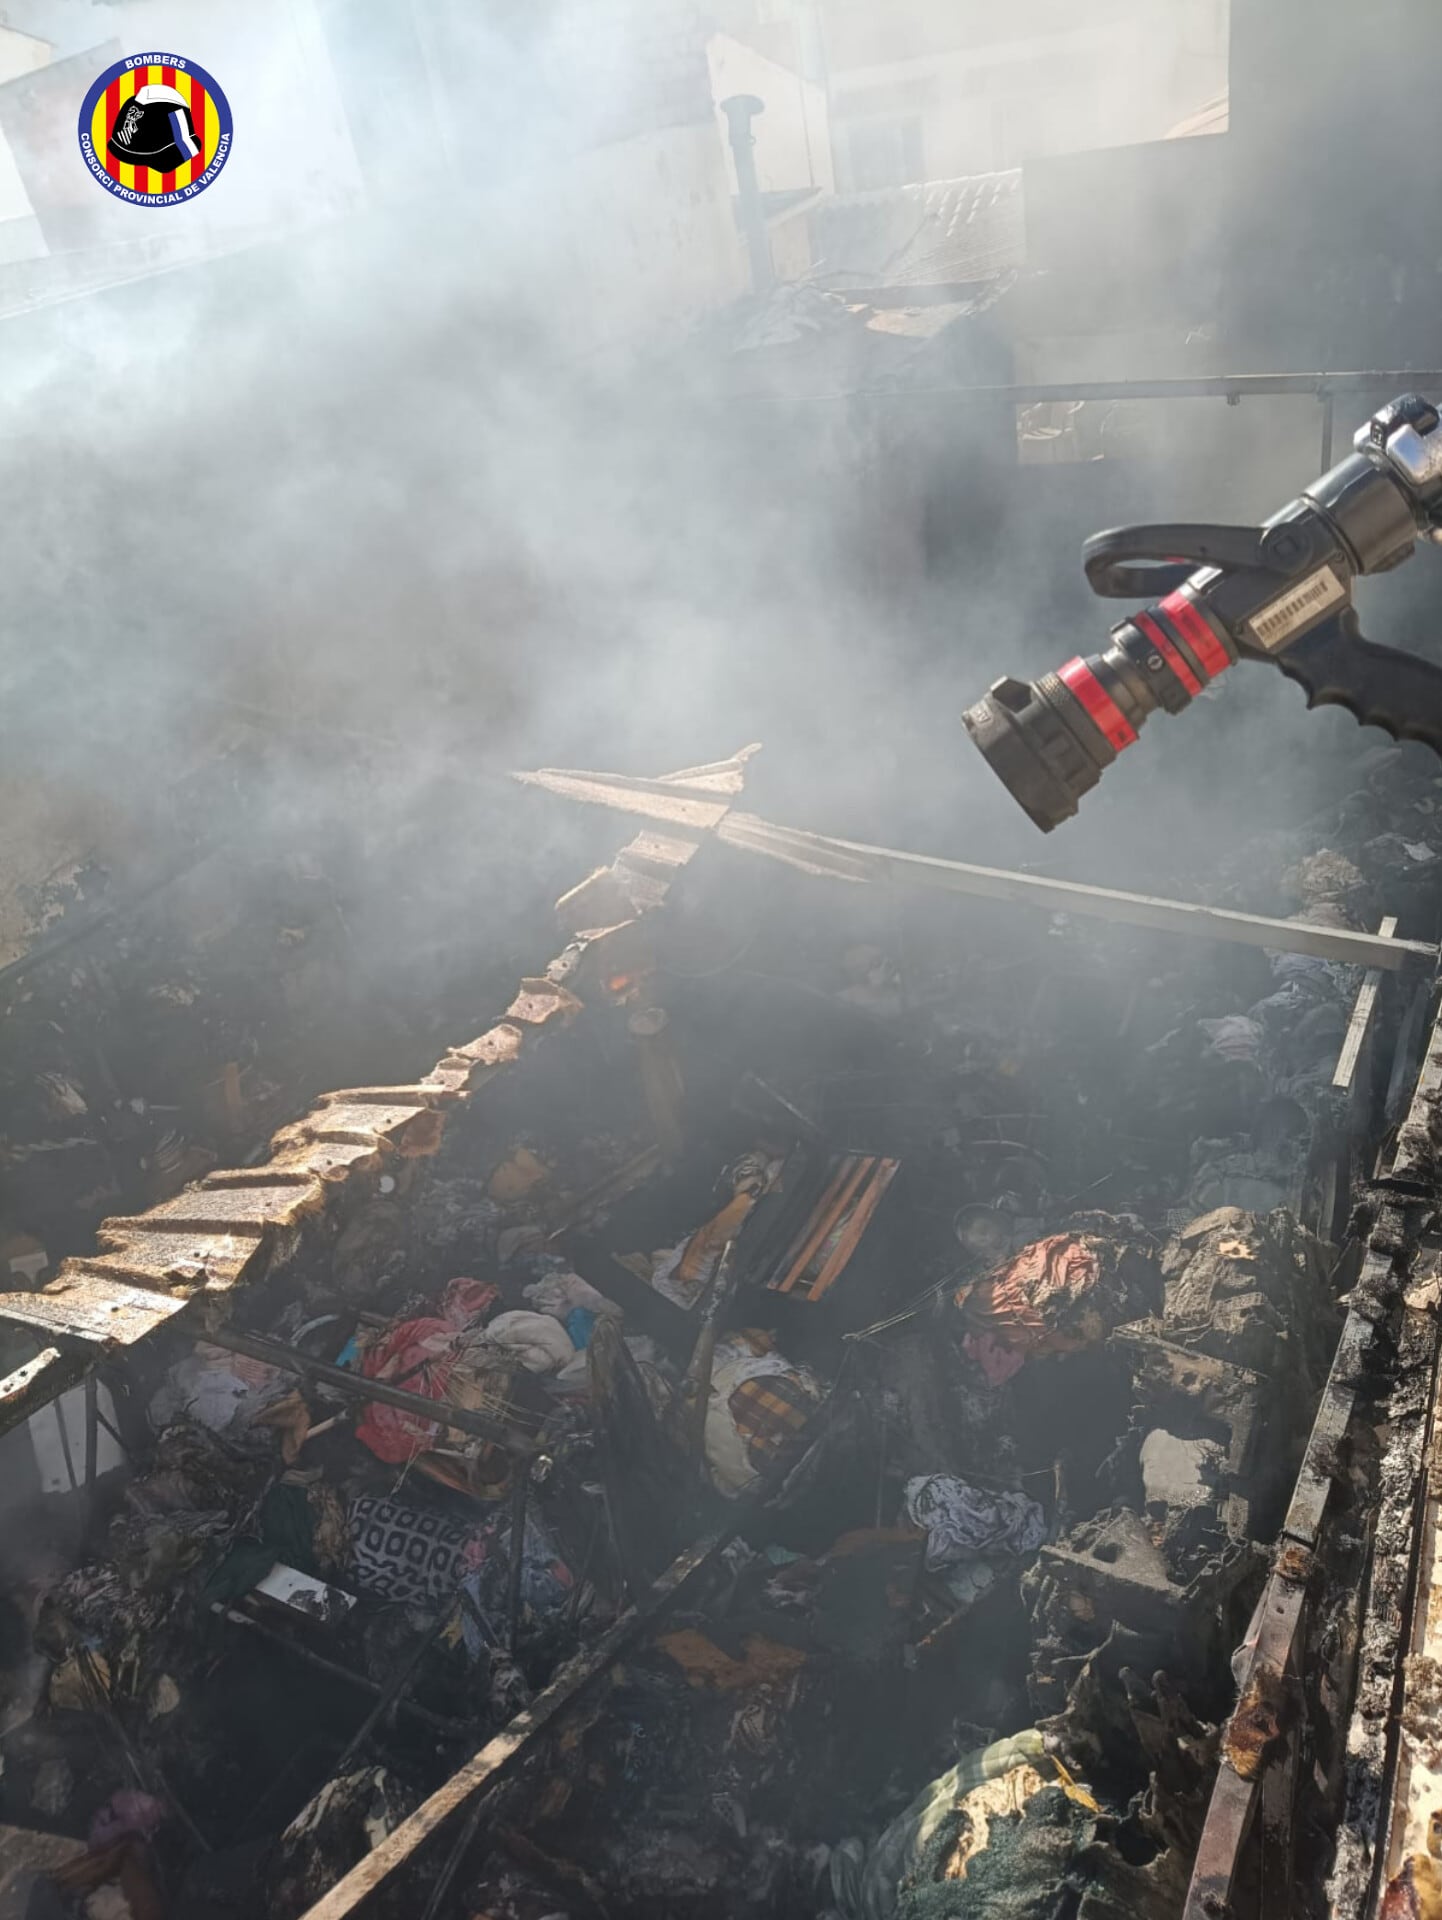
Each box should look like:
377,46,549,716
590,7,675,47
903,1474,1047,1570
478,1310,576,1376
522,1270,620,1325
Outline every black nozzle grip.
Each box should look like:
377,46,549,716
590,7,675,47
1083,524,1275,599
1271,611,1442,757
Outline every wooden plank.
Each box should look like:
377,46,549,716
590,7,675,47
775,1157,866,1294
802,828,1436,974
716,812,875,883
1184,1577,1307,1920
1392,999,1442,1188
658,746,762,793
807,1157,900,1300
515,768,1438,972
515,768,736,831
1377,1296,1442,1893
1333,916,1398,1091
1330,1288,1442,1906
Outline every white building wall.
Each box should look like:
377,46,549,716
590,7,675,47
828,0,1229,188
0,24,52,260
707,30,833,194
475,118,748,360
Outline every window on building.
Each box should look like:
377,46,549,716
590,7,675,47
841,115,925,190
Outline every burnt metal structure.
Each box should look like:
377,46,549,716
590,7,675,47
719,93,775,297
204,1323,542,1457
1184,993,1442,1919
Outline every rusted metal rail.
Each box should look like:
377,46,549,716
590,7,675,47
204,1324,542,1457
729,370,1442,474
737,370,1442,406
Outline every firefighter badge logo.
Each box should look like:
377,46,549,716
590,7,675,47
78,55,232,207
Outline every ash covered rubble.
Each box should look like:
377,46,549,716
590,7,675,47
0,748,1435,1920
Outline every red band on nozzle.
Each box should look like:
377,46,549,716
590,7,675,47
1058,657,1138,751
1133,611,1202,697
1158,591,1231,681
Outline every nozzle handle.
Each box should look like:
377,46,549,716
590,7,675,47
1082,523,1283,599
1274,609,1442,755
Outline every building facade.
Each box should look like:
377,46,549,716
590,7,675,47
821,0,1228,189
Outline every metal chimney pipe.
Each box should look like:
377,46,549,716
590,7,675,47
719,93,774,294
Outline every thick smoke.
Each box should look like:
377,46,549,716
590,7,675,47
1,0,1439,1018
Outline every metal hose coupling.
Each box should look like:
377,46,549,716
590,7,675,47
963,587,1236,832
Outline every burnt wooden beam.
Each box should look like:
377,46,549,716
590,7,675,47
1333,916,1398,1091
517,771,1439,974
742,820,1438,973
299,1343,852,1920
1185,999,1442,1917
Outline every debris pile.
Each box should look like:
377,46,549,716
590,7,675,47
0,741,1436,1918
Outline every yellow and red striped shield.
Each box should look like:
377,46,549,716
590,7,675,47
79,54,232,206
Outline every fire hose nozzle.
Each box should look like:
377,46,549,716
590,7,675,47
963,588,1236,832
965,392,1442,830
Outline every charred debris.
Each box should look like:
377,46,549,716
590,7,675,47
2,742,1442,1920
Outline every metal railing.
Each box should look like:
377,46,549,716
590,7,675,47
738,369,1442,468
